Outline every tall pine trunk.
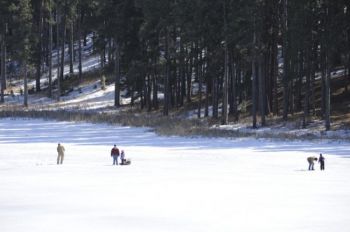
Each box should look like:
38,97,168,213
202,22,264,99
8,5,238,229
272,37,278,116
322,0,331,130
179,35,185,107
282,0,289,121
325,57,331,130
323,42,331,130
114,39,120,107
36,0,43,92
60,11,66,82
303,49,311,128
212,75,219,119
222,0,229,124
69,21,74,74
152,55,158,109
56,8,61,101
186,46,193,103
23,60,28,107
146,73,152,112
222,43,229,124
163,29,170,116
258,55,266,126
252,28,257,128
205,65,209,117
0,30,6,103
197,42,203,119
229,56,238,121
48,5,53,98
311,41,317,116
77,16,82,82
252,59,257,129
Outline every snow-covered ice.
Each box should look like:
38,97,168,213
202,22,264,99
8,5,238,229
0,118,350,232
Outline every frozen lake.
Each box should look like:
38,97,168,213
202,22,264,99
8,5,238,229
0,118,349,232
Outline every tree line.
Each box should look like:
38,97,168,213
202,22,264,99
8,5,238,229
0,0,349,130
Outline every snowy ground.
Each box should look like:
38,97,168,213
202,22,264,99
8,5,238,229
0,118,350,232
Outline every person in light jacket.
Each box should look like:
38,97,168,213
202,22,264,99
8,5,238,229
307,156,317,170
120,150,125,164
57,143,65,165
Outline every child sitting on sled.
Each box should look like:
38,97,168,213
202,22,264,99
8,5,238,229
120,150,131,165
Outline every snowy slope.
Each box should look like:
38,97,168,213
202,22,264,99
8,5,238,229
0,118,350,232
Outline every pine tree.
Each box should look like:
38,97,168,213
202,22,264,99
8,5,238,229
15,0,34,107
0,0,12,103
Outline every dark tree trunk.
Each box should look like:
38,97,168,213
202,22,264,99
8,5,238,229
78,19,82,82
196,42,202,118
173,55,178,108
163,29,170,116
252,58,257,129
0,30,6,103
272,37,278,116
83,31,87,46
152,55,158,109
252,27,258,128
212,75,219,119
36,0,43,92
222,47,229,124
69,21,74,74
222,0,229,124
271,2,279,116
282,0,289,121
108,38,112,65
303,49,311,128
322,0,331,130
325,61,331,130
23,60,28,107
258,55,266,126
282,56,290,121
296,51,303,112
147,73,152,112
311,41,317,116
48,6,53,98
231,58,239,121
56,8,61,101
323,45,331,130
186,46,193,103
60,13,66,82
114,39,120,107
205,70,209,117
179,35,185,107
347,21,350,93
140,75,145,110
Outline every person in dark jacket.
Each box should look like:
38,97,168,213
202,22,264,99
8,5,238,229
307,156,317,170
319,153,325,170
111,145,120,165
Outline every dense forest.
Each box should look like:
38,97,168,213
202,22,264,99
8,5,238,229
0,0,349,130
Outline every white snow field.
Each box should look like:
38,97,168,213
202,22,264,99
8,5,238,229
0,118,350,232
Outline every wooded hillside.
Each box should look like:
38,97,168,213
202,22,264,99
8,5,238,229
1,0,349,130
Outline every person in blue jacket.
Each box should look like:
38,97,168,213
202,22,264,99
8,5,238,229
319,153,325,170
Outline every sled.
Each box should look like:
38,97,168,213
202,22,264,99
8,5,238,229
120,159,131,165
